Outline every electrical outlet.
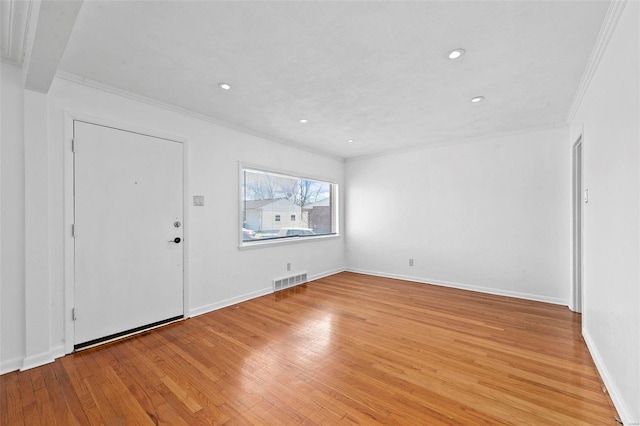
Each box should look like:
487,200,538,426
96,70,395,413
287,263,291,271
409,258,414,267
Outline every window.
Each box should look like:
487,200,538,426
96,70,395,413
240,166,338,243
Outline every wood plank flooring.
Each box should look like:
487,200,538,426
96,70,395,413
1,272,620,425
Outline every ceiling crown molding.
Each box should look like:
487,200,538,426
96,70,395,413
55,71,344,162
566,0,627,124
1,0,33,66
346,122,569,163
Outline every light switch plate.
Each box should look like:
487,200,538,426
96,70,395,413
193,195,205,206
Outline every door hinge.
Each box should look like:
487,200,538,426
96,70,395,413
72,138,76,153
72,224,75,237
72,308,76,321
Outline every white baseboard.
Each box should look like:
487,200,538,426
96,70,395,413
51,344,66,360
20,351,55,371
3,269,347,375
1,356,25,375
308,267,345,282
188,268,346,318
583,328,634,425
346,268,568,306
189,287,273,318
1,344,68,375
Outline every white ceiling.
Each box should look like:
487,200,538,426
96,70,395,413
55,1,610,159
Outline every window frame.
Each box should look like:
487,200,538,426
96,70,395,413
238,163,340,248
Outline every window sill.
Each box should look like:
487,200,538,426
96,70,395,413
238,233,340,250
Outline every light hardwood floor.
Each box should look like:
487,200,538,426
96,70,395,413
1,272,619,425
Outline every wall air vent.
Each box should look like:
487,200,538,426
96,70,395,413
273,272,308,292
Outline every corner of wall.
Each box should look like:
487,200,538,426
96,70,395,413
582,327,634,424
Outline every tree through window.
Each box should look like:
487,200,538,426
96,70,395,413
241,167,337,242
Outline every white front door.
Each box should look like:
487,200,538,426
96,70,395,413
74,121,184,347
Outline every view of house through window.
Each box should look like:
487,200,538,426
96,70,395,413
241,167,336,242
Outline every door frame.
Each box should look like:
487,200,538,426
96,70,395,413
63,111,190,354
571,134,583,313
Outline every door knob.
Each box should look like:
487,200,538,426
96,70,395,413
169,237,181,243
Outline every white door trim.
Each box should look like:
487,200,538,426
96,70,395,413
571,134,584,313
63,111,190,354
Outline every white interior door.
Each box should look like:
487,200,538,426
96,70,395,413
74,121,184,347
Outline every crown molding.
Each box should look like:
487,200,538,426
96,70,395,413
55,70,573,165
0,0,34,66
0,0,16,62
566,0,628,124
345,122,569,163
0,0,13,60
54,71,345,163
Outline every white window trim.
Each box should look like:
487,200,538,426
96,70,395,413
238,162,340,248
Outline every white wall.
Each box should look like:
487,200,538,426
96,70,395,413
2,6,637,419
0,74,345,372
570,2,639,423
0,62,27,372
345,127,571,305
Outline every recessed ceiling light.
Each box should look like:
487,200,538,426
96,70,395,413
218,83,231,90
299,119,309,124
448,48,465,59
471,96,485,103
347,139,355,143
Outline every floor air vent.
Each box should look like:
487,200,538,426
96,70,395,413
273,272,308,292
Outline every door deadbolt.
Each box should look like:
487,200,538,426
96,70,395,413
174,221,181,228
